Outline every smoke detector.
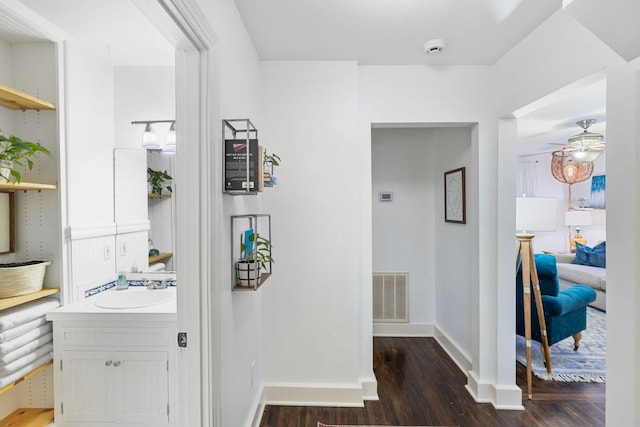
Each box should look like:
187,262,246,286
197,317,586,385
424,39,446,55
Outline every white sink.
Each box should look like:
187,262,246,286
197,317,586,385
94,289,175,309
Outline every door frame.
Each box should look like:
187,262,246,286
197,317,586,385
138,1,221,425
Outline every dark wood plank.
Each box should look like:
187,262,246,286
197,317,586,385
260,337,605,427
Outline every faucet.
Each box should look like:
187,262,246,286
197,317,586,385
145,278,168,290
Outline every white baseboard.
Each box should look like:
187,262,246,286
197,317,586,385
465,367,524,410
249,387,266,427
262,383,366,407
494,385,525,410
433,324,472,373
360,376,379,401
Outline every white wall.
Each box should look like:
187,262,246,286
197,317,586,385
260,61,365,404
371,128,436,326
63,41,117,301
114,66,175,150
192,0,264,424
0,39,12,133
433,127,473,357
65,42,114,226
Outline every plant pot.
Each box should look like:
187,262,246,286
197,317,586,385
0,160,12,182
235,259,261,287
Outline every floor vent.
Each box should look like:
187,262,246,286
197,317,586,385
373,273,408,323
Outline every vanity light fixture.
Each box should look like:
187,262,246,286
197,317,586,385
131,120,176,155
162,121,176,156
142,123,159,149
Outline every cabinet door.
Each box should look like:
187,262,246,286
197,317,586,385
114,351,169,424
61,350,115,423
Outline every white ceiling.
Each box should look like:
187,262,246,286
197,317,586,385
5,0,174,66
232,0,561,65
516,74,607,157
2,0,606,156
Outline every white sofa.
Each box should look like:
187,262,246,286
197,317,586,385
553,253,606,311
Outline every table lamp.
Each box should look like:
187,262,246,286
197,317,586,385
565,210,592,252
515,196,557,399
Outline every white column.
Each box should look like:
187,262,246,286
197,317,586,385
605,63,640,425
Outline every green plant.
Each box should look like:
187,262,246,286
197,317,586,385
263,149,281,168
147,168,173,195
0,129,52,183
240,232,273,270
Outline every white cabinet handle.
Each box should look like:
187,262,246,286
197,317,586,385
113,360,121,367
105,360,113,366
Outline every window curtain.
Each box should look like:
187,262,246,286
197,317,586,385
516,160,537,197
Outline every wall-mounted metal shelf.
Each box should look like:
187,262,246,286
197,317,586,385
223,119,260,195
231,214,272,291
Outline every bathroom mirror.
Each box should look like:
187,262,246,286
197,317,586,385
146,149,175,271
113,148,150,272
113,148,175,272
0,191,14,254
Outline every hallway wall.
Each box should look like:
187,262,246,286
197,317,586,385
371,128,437,326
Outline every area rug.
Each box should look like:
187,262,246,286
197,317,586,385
516,306,606,383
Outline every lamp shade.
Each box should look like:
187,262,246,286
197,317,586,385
516,197,557,233
551,151,593,185
142,123,159,149
565,210,592,226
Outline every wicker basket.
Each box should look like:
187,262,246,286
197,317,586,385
0,260,51,298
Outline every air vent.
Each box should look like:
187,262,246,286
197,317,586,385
373,273,408,323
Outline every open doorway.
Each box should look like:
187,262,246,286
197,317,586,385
370,124,474,370
0,1,218,425
514,73,607,399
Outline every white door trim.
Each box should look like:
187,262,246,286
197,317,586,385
137,1,221,426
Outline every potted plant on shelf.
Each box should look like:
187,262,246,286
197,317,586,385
147,167,173,195
263,149,281,187
0,130,52,183
236,231,273,287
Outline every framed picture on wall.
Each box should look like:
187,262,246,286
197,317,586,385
0,191,15,254
444,167,466,224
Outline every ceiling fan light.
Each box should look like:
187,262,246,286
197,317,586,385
569,149,602,162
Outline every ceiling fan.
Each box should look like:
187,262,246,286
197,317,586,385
519,119,606,161
562,119,606,162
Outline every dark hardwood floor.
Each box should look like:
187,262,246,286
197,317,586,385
259,337,605,427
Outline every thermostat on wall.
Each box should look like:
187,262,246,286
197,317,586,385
379,192,393,202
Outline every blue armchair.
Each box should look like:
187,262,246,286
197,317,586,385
516,253,597,354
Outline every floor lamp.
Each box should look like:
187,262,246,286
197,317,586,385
515,197,556,399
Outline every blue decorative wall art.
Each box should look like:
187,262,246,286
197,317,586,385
590,175,606,209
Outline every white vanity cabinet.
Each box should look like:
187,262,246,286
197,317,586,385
46,296,177,427
60,348,169,424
